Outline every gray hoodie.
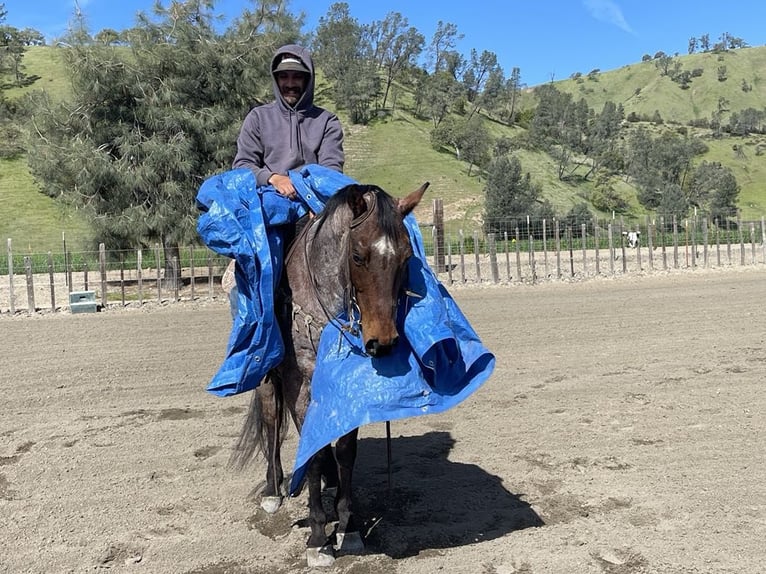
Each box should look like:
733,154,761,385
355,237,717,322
232,44,345,186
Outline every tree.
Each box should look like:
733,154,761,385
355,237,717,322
654,53,673,76
367,12,424,109
1,4,44,158
728,107,765,135
428,20,462,75
626,128,708,214
462,49,501,120
688,161,739,221
564,203,593,230
431,115,490,176
25,0,300,285
688,36,698,54
418,70,463,128
1,13,39,87
314,2,379,123
484,155,549,234
584,100,624,178
656,182,689,219
498,67,523,125
314,3,364,82
710,96,730,137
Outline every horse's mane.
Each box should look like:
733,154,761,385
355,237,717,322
320,184,403,240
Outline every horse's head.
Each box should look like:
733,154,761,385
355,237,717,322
343,182,428,357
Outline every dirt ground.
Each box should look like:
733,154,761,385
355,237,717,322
1,267,765,574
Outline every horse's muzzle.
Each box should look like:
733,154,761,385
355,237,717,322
365,336,398,357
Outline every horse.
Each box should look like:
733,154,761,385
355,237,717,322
231,181,428,567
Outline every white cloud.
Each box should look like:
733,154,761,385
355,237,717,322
583,0,634,34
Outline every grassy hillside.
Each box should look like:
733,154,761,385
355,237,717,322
552,47,766,215
0,158,94,253
3,45,766,253
553,47,766,125
1,48,95,253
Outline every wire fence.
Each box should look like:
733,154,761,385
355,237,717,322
2,212,765,315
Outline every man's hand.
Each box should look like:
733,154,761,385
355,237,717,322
268,173,297,200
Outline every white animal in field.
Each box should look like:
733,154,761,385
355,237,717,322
623,231,640,248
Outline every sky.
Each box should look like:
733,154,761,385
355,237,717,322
3,0,766,86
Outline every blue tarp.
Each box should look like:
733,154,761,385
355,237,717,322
196,165,495,494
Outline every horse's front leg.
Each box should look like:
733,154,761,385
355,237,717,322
333,428,364,555
255,381,284,513
305,450,335,567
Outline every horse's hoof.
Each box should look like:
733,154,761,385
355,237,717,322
335,531,365,554
306,545,335,568
260,496,282,514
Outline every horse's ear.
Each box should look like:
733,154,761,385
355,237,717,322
397,182,429,216
347,185,371,219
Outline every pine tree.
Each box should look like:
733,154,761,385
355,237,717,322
25,0,301,285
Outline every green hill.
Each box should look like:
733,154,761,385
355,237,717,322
554,47,766,125
3,45,766,253
551,46,766,216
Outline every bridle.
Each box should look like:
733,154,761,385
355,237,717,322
287,190,382,354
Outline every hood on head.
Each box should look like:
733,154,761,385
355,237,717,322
271,44,315,111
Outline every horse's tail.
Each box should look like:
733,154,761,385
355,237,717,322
228,372,287,470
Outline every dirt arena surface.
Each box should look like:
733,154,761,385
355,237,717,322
1,267,764,574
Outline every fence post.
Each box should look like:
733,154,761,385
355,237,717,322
702,218,709,268
207,252,213,298
99,243,107,309
607,223,614,276
555,220,562,279
137,249,144,306
459,230,466,284
672,216,679,269
432,198,445,273
750,222,757,265
172,257,180,302
488,234,499,284
7,238,15,314
660,216,667,270
155,243,162,303
47,251,56,311
737,214,745,266
514,227,522,282
761,216,766,265
715,222,722,267
593,218,600,275
24,255,35,315
542,218,549,277
66,247,73,294
528,231,536,284
504,231,511,282
567,226,574,277
473,230,481,283
446,238,453,286
726,217,731,265
120,254,126,307
619,216,627,273
690,217,698,268
189,245,196,301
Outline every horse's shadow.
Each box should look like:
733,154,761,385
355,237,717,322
351,430,543,559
